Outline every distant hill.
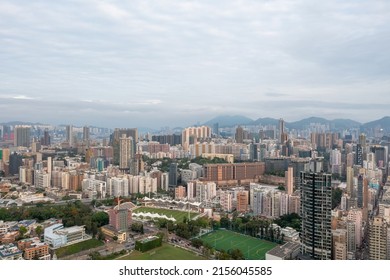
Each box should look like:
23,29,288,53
0,121,46,126
138,127,159,134
330,119,361,130
204,115,367,130
204,115,254,127
287,117,330,130
252,117,279,126
287,117,361,130
362,116,390,132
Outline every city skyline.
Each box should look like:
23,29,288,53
1,1,390,128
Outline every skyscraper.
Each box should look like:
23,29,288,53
181,126,211,151
83,126,90,143
286,166,293,195
66,125,73,146
346,166,354,197
235,126,244,144
119,135,134,171
370,145,388,169
108,206,132,232
236,191,249,212
213,123,219,137
41,129,50,146
368,217,388,260
14,126,31,147
1,125,11,140
169,162,178,188
279,118,288,144
300,171,332,260
112,128,138,164
359,133,366,149
9,152,23,176
355,144,363,167
357,174,364,208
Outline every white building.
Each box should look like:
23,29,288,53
82,178,107,199
107,177,129,197
44,224,89,249
218,189,233,212
195,182,216,203
35,171,51,189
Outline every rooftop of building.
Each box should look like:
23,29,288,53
40,218,62,227
18,237,48,248
18,220,36,227
281,227,300,236
0,244,23,258
137,235,160,244
113,201,137,211
0,221,18,228
101,224,125,234
266,242,301,259
56,225,85,235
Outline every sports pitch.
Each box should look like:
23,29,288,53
200,230,277,260
133,207,198,222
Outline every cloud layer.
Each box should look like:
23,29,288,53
1,0,390,128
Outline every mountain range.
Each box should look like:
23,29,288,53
2,116,390,132
204,115,390,131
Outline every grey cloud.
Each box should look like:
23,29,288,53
264,92,288,98
1,0,390,128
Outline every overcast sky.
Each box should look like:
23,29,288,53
1,0,390,129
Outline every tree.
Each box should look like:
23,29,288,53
215,249,231,260
98,229,105,241
274,213,301,232
113,236,118,241
229,248,245,260
131,222,144,233
89,251,102,260
175,223,191,239
19,226,28,238
196,217,210,228
91,223,98,237
202,247,212,259
91,212,109,227
220,216,230,229
35,225,43,237
191,238,204,249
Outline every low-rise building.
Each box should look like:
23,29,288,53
0,244,23,260
44,223,90,249
0,221,18,235
265,242,301,260
0,231,20,244
101,225,127,243
18,237,50,260
281,227,300,242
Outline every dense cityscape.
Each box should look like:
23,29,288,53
1,115,390,260
1,0,389,269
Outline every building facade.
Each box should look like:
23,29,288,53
300,172,332,260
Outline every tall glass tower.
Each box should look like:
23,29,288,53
300,171,332,260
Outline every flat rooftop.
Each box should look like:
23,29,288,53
0,244,22,258
266,242,301,259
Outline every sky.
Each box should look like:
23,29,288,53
1,0,390,129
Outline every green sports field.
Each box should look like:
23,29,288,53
132,207,198,222
118,243,206,260
200,230,277,260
